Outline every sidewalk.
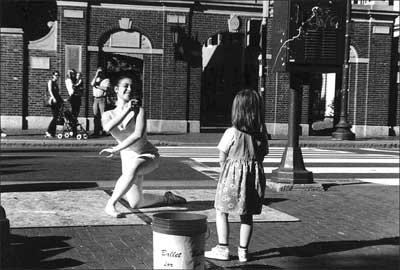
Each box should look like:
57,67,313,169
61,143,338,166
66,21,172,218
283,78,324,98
2,184,399,269
1,129,399,270
1,129,399,148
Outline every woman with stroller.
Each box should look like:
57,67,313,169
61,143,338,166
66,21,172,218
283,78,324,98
65,69,83,135
45,71,63,138
66,70,83,121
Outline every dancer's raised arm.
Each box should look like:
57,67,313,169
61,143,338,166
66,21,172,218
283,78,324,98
101,100,136,133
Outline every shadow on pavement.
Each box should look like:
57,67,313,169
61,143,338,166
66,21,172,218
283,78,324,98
4,234,83,269
0,155,51,159
321,181,370,190
0,169,38,176
226,264,282,269
263,198,288,205
206,261,282,270
251,236,399,259
1,149,97,153
0,182,98,192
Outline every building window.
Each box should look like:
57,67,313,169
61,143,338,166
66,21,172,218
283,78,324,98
247,19,261,47
111,31,141,48
65,45,82,72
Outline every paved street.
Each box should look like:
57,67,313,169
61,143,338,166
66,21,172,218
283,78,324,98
1,145,399,269
1,146,399,187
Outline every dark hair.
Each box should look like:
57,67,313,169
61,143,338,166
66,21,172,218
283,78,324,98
66,69,76,79
114,74,142,99
231,89,266,135
52,70,60,76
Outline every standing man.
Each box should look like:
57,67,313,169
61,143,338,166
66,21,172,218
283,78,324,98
91,67,110,137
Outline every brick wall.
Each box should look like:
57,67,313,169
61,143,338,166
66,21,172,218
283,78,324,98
350,21,394,128
265,72,290,124
397,36,400,127
1,2,398,135
348,63,368,127
27,50,59,117
0,29,24,117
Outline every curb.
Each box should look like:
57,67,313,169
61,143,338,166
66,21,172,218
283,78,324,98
1,139,399,149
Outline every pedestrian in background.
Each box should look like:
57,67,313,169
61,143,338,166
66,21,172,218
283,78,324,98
91,67,110,137
99,75,186,218
72,71,83,120
45,71,63,138
65,69,76,99
205,89,269,262
65,69,78,135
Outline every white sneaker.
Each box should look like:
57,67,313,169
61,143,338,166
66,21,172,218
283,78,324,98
205,245,229,261
44,132,54,138
238,247,248,262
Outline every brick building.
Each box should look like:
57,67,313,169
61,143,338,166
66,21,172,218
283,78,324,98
0,0,399,137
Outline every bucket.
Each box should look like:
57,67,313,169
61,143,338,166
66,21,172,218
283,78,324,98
152,212,207,270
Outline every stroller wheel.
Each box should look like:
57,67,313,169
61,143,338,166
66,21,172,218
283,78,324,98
76,134,83,140
83,134,88,140
57,133,63,139
64,132,70,139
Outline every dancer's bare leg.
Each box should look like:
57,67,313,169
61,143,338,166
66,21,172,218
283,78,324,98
105,155,186,217
105,157,155,217
123,174,168,208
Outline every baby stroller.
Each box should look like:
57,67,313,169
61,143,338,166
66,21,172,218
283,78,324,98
55,102,89,140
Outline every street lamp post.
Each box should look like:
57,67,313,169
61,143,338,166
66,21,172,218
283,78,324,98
271,72,314,184
332,0,356,140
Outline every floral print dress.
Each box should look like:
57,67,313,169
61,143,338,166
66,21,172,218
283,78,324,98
214,127,268,215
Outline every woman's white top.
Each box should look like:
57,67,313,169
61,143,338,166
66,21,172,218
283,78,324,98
65,78,74,96
103,109,158,155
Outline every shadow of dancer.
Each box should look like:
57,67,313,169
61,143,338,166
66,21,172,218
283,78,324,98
4,234,83,269
251,236,399,259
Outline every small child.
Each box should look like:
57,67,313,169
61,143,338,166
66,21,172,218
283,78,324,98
205,89,269,263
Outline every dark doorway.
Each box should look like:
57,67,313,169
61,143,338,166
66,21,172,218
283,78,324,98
101,53,143,107
102,53,143,85
308,72,338,135
201,32,245,128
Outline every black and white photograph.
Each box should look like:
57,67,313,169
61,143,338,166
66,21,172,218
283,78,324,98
0,0,399,269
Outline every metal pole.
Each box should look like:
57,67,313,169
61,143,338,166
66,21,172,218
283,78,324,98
260,0,269,94
271,72,313,184
259,0,272,139
332,0,355,140
85,0,91,131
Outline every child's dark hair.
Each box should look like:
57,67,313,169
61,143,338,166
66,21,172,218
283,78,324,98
231,89,266,136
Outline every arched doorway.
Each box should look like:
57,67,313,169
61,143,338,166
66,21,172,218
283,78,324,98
99,30,152,106
201,31,259,129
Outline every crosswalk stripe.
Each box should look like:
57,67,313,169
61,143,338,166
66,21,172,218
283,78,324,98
162,147,399,186
190,157,399,164
193,166,399,174
360,148,400,154
357,178,399,185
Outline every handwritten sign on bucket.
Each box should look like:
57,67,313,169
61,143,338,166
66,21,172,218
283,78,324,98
152,212,207,270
